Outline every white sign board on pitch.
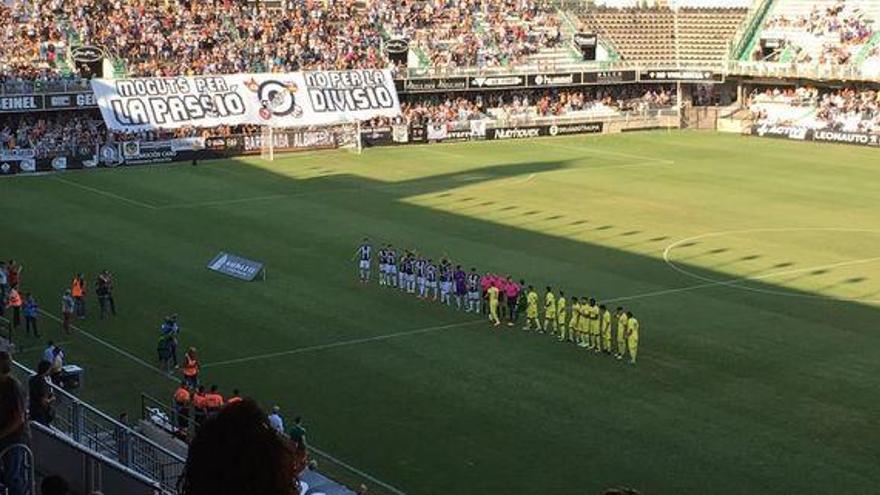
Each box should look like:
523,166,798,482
90,70,400,132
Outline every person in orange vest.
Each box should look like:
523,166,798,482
71,273,86,319
204,385,224,414
226,389,243,405
192,385,209,427
173,381,191,430
6,285,23,330
182,347,199,388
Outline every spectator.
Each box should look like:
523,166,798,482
0,351,29,495
28,360,54,426
70,273,86,319
95,270,116,319
42,341,54,363
227,389,243,405
0,261,7,302
204,385,224,414
158,334,175,372
5,261,21,291
49,346,64,385
162,315,181,369
173,381,191,430
267,406,285,434
60,290,74,334
40,475,69,495
288,416,307,449
192,385,208,428
6,285,21,330
178,399,298,495
22,293,38,338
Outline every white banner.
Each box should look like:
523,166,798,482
427,123,448,141
90,70,401,132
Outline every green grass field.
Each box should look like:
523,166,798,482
3,131,880,494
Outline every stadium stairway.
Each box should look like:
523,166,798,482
734,0,776,61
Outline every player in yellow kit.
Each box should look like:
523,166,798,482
577,297,590,348
587,298,600,352
600,304,612,353
522,286,540,331
542,287,556,335
615,307,628,360
626,311,639,364
487,284,501,327
555,291,567,341
567,297,580,343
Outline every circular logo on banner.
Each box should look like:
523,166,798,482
100,144,122,167
0,163,10,175
51,156,68,170
19,158,36,172
256,80,302,120
549,125,559,136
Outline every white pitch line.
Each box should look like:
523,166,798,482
53,176,159,210
203,319,484,368
37,309,176,382
534,140,676,165
36,308,411,492
607,254,880,304
308,445,407,495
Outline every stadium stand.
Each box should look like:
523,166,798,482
400,85,676,125
747,85,880,134
747,0,880,67
578,4,748,66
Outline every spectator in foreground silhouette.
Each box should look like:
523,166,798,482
41,475,69,495
0,351,29,495
179,399,297,495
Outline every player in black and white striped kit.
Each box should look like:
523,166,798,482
353,238,372,283
386,244,398,288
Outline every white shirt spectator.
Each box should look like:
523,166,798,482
267,406,284,434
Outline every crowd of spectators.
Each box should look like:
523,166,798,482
748,85,880,134
760,1,874,66
399,85,675,125
378,0,561,69
0,112,106,158
1,0,567,82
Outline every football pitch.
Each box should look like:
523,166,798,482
3,131,880,494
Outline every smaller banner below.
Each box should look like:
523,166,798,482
207,252,265,281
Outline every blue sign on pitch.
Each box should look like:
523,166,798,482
207,252,265,281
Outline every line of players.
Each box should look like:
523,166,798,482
354,239,640,364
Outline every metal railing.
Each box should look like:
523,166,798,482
0,444,36,495
0,79,91,95
728,60,879,82
11,360,185,494
397,59,724,78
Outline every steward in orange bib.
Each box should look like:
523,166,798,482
192,385,208,427
71,273,86,319
182,347,199,388
204,385,224,413
6,286,22,329
226,389,243,405
173,382,191,429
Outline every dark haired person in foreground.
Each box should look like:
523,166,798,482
179,399,298,495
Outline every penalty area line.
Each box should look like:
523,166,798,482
606,254,880,304
202,319,484,369
53,176,160,210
